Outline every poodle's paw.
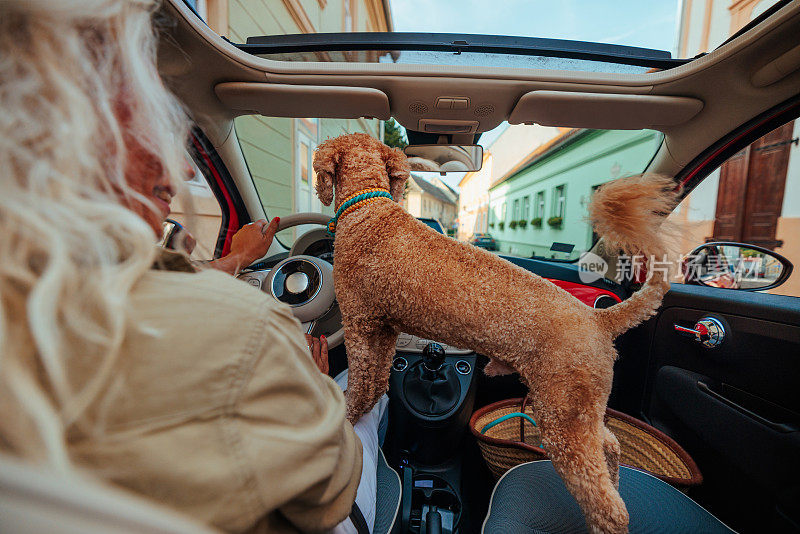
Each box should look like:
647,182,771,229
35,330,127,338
345,403,362,425
345,397,369,425
483,358,515,377
587,498,629,534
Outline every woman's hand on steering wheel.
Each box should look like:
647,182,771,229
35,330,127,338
230,217,280,266
209,217,280,274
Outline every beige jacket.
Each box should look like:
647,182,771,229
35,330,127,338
68,257,362,533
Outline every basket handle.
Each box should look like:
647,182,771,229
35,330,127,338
479,412,538,434
521,396,531,443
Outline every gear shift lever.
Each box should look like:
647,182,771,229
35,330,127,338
422,342,446,376
404,342,460,416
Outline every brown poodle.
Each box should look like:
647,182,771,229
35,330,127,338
313,133,678,534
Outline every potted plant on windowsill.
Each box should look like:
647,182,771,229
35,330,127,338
498,221,505,230
547,216,563,228
518,219,528,228
531,217,543,228
509,220,518,230
489,222,495,229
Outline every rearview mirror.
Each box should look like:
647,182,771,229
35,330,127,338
403,144,483,173
683,242,793,291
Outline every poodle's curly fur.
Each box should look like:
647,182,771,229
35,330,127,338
314,133,678,534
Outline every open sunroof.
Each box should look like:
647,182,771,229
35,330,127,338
238,32,689,74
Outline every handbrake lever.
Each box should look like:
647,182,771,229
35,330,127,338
400,456,413,533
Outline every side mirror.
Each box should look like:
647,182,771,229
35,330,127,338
683,242,793,291
160,218,196,254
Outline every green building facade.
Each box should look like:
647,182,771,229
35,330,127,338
234,115,382,221
488,129,662,259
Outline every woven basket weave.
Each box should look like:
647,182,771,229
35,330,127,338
469,398,702,487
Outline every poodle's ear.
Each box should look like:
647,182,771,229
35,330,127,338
383,146,410,202
313,139,339,206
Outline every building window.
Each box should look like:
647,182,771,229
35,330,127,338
553,185,566,218
512,199,520,220
299,142,309,183
501,202,507,221
294,120,319,214
344,0,355,32
535,191,545,218
184,0,207,20
522,195,530,219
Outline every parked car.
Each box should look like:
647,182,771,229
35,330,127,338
416,217,445,234
469,233,498,251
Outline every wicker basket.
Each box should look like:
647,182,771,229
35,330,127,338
469,398,702,488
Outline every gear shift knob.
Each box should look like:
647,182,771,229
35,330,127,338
422,342,446,373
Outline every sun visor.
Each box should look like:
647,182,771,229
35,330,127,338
215,82,391,120
508,91,704,130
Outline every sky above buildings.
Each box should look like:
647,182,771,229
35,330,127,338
389,0,681,189
389,0,681,54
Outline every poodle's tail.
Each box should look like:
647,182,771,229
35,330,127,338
588,174,680,338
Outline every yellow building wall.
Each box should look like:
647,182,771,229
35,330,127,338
774,217,800,297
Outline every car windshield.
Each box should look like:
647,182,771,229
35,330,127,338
236,116,663,260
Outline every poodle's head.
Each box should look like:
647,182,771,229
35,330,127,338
313,133,410,208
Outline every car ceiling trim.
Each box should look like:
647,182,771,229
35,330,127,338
215,82,391,119
509,91,704,129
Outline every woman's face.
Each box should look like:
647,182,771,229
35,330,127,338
117,98,175,236
124,134,175,236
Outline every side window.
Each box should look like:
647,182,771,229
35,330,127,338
167,154,223,260
671,120,799,297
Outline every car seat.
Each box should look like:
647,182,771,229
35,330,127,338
482,460,734,533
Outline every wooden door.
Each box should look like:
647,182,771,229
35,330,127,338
741,122,794,249
712,121,794,248
712,148,749,241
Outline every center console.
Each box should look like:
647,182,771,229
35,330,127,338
387,338,477,534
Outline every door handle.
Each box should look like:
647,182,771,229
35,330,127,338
674,316,725,348
697,381,799,433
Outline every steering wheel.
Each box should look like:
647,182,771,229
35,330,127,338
263,213,344,349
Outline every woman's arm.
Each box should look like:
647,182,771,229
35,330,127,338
237,304,361,532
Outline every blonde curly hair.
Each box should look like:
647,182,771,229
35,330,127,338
0,0,189,470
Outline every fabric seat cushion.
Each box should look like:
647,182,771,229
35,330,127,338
483,460,734,534
374,448,401,534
